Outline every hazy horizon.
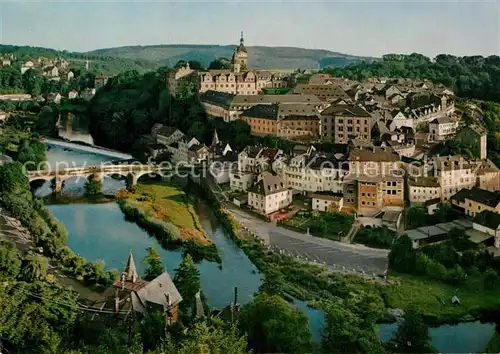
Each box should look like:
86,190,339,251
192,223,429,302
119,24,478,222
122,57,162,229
0,1,498,58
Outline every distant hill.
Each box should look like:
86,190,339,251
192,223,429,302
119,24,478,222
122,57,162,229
86,44,374,69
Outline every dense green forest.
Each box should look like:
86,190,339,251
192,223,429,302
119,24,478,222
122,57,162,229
324,53,500,103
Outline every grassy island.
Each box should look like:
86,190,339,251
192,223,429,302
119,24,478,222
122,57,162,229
117,184,220,262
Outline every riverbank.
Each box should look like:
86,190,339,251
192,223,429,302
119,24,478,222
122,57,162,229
117,183,220,263
191,179,383,305
383,272,500,325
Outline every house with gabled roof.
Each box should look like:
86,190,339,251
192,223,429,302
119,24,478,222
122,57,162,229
450,187,500,217
248,171,292,215
111,252,182,324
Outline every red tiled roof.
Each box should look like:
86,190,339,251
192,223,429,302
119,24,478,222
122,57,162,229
113,279,149,292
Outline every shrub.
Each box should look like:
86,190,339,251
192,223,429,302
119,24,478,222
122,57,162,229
353,226,395,249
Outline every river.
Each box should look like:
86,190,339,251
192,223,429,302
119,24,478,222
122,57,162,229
38,143,261,309
40,116,497,351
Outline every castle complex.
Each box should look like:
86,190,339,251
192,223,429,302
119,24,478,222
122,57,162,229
167,32,291,96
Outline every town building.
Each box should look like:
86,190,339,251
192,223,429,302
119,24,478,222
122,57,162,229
475,159,500,191
153,125,186,147
200,90,324,122
42,66,60,81
279,151,344,194
248,172,292,215
408,176,441,204
429,116,459,141
111,252,182,324
432,155,475,200
95,75,111,89
238,146,282,173
343,174,404,216
455,125,488,160
46,92,62,104
229,170,254,191
312,192,343,212
450,187,500,217
290,84,351,102
21,61,35,74
347,147,401,178
166,136,207,164
320,104,373,143
166,63,198,97
241,103,321,139
470,211,500,248
167,33,291,97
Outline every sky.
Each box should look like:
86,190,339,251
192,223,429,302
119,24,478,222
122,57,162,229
0,0,498,57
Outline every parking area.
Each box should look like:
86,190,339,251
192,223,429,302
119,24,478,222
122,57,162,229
228,206,389,276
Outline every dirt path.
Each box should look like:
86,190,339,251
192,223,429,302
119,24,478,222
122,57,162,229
0,207,34,253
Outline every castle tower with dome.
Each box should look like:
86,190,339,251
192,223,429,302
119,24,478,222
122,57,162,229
232,31,248,73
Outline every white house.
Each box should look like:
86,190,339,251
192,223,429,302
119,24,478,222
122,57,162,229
388,111,413,131
156,126,186,147
210,151,237,184
248,172,292,215
282,152,344,194
238,146,282,173
230,170,254,191
21,61,35,74
42,66,60,81
312,193,343,212
429,116,459,141
167,137,200,164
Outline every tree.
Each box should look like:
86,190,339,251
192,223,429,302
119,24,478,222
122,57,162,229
238,293,312,353
321,296,386,353
154,321,249,354
208,58,232,70
84,174,102,196
188,60,203,70
19,254,48,282
173,254,200,307
0,162,30,195
390,310,436,353
22,69,42,96
0,240,22,279
143,246,164,281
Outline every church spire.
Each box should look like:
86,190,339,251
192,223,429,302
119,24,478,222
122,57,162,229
240,31,244,46
212,129,220,146
125,251,138,283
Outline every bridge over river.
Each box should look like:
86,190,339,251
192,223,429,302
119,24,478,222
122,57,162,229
28,163,202,193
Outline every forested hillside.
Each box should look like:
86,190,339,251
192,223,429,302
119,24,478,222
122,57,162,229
86,44,371,69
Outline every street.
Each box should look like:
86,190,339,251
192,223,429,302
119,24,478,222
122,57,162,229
228,206,389,276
